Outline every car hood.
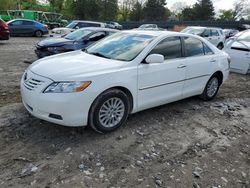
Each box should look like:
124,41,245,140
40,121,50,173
52,27,74,33
38,37,73,47
29,50,126,81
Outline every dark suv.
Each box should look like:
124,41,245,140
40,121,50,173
0,19,10,40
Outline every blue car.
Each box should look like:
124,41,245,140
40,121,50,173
35,27,118,58
7,19,49,37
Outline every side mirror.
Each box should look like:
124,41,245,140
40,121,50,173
75,26,79,29
145,54,164,64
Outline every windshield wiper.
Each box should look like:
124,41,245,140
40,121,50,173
88,52,111,59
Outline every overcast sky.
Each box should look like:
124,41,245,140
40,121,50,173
168,0,235,11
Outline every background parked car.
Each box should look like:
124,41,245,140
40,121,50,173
223,29,239,39
7,19,48,37
51,20,106,36
106,21,122,30
0,18,10,40
136,24,165,31
224,30,250,74
35,27,118,58
181,26,225,49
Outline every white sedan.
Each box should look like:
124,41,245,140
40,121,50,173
21,30,230,133
224,30,250,74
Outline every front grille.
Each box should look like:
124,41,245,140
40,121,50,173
23,78,44,91
22,71,52,92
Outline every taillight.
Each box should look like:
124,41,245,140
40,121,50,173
227,56,231,64
0,21,8,30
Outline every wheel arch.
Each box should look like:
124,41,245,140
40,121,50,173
213,71,223,85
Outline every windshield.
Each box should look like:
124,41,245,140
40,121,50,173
86,32,155,61
237,31,250,42
66,21,77,29
139,24,155,29
64,29,92,41
181,28,205,35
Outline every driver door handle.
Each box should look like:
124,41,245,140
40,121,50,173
177,64,187,69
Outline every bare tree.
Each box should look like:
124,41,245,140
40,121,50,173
232,0,249,20
171,1,188,20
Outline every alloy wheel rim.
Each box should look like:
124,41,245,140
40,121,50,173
207,77,219,98
98,97,125,128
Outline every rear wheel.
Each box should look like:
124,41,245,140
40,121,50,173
34,30,42,37
89,89,130,133
200,75,220,101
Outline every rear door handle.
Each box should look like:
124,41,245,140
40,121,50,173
210,59,217,63
177,64,187,68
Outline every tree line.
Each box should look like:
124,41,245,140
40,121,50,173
0,0,249,21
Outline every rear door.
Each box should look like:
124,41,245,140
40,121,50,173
182,36,214,97
210,29,221,46
8,20,23,35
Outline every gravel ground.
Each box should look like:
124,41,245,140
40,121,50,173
0,37,249,188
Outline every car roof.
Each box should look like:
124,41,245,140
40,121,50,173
187,26,222,30
9,19,42,24
71,20,105,24
122,30,187,37
77,27,118,32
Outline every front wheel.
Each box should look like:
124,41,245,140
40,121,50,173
200,75,220,101
89,89,130,133
217,43,224,50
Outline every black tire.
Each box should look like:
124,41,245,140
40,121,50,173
200,74,221,101
34,30,43,37
88,89,130,133
217,43,224,50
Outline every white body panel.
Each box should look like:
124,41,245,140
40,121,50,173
224,40,250,74
21,31,230,127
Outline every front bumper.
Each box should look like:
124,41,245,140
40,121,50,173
35,48,54,58
21,70,93,127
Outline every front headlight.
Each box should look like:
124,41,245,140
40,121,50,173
47,46,65,53
44,81,91,93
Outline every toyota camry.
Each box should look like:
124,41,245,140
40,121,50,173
21,30,230,133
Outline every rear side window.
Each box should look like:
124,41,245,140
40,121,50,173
11,20,23,26
150,37,182,60
87,23,100,27
184,37,204,57
88,31,106,41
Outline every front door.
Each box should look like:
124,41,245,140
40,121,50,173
138,36,186,111
227,41,250,74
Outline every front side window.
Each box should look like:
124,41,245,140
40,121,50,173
22,21,33,25
211,30,219,36
66,21,77,29
202,29,211,37
184,37,204,57
86,32,155,61
150,37,182,60
88,32,106,41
